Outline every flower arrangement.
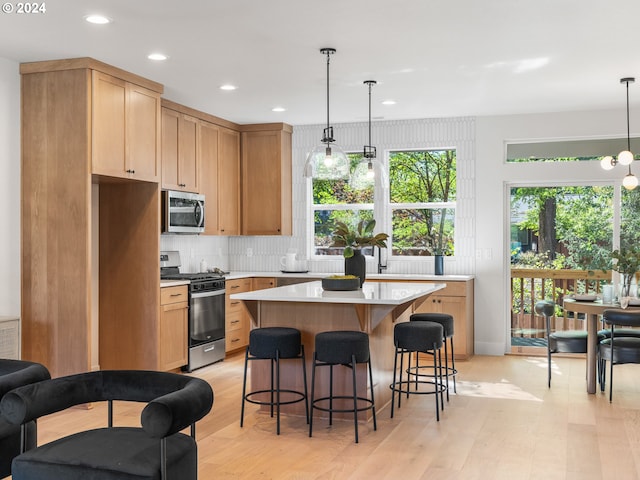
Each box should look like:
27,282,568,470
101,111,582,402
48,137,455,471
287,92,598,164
331,219,389,258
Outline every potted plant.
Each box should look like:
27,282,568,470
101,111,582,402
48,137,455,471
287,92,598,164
610,247,640,297
331,219,389,287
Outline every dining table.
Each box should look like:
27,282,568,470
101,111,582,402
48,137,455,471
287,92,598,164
563,298,640,394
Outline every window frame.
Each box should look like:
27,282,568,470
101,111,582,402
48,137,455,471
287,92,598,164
308,147,458,260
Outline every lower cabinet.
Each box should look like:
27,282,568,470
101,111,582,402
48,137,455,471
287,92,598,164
159,285,188,371
413,280,474,359
225,278,252,353
225,277,277,354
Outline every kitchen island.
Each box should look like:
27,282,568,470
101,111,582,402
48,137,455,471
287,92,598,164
231,280,445,419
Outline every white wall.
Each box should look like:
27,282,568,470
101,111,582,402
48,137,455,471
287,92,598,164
230,117,477,276
475,108,633,355
0,58,20,316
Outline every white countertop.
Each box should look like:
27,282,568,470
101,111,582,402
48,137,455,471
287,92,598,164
225,271,473,281
230,280,446,305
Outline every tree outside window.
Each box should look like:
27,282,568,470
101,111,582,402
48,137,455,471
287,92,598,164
389,150,457,256
311,149,457,257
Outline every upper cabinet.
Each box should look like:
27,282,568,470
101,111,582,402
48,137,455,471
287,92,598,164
199,122,242,236
161,105,199,193
217,127,241,235
92,70,161,182
241,124,292,236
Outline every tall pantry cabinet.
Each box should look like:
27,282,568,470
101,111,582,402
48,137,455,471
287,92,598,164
20,58,163,377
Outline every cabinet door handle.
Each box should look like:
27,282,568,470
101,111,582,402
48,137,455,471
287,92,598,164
230,285,240,289
231,338,239,343
231,320,240,324
170,293,182,297
230,301,240,306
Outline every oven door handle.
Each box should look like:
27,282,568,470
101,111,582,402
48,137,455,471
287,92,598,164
191,290,226,299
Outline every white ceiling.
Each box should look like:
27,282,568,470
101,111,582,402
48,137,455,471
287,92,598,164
2,0,640,126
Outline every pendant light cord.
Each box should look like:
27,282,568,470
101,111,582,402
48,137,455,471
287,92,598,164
627,79,631,152
326,50,330,135
368,81,372,147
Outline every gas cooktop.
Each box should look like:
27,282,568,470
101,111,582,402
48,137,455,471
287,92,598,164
161,271,225,281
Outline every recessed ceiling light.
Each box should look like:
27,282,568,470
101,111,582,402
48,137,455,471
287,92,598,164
382,100,397,105
272,107,286,112
220,84,237,91
147,53,168,61
84,14,111,24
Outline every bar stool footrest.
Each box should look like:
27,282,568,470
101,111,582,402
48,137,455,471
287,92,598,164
390,379,446,396
311,395,375,414
244,389,307,407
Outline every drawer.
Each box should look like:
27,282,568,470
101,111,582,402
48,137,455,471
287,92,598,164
226,329,246,352
226,313,244,332
161,286,188,305
226,296,245,313
226,278,252,293
431,281,467,297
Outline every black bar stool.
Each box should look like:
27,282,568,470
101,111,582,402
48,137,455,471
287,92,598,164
240,327,309,435
410,312,457,400
309,330,377,444
390,321,446,421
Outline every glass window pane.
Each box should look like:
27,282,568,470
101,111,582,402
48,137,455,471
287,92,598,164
389,150,456,203
621,187,640,249
391,208,454,256
314,209,374,256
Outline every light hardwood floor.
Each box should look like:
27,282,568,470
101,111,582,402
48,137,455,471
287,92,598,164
31,352,640,480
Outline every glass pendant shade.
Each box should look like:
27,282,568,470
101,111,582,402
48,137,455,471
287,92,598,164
623,172,639,190
350,158,388,190
600,156,615,170
618,150,634,166
304,144,350,179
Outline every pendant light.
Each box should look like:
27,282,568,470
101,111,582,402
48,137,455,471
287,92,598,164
363,80,378,179
601,77,638,190
303,48,349,180
350,80,387,190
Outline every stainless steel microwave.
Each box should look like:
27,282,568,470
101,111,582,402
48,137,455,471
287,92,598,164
161,190,205,234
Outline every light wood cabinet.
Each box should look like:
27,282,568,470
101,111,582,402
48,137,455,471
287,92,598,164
218,127,241,235
159,286,188,371
413,280,475,359
253,277,276,290
161,106,199,192
20,58,163,377
92,70,161,182
241,124,292,235
200,123,241,236
225,278,252,353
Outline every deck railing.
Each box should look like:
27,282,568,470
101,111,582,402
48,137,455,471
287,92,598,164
510,268,612,340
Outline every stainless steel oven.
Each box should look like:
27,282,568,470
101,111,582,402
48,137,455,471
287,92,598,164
161,251,225,371
187,279,225,371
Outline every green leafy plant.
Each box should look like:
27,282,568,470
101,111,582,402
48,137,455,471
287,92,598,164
610,247,640,296
331,219,389,258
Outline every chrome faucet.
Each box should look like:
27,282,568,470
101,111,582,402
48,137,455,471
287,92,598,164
377,246,387,274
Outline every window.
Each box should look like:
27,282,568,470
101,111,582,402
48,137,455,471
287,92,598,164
389,149,457,256
311,149,457,257
312,153,374,256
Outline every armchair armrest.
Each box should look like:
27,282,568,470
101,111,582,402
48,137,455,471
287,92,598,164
0,360,50,398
